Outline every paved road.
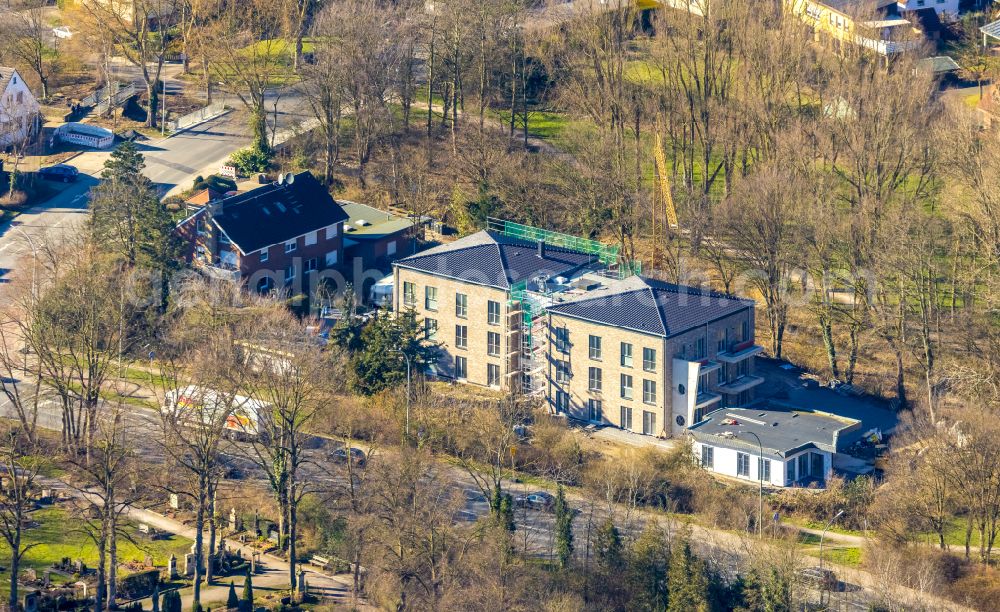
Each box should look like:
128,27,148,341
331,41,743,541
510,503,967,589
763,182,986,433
0,110,250,297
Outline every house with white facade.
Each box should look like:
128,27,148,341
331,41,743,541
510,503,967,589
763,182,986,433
688,404,861,488
0,67,40,150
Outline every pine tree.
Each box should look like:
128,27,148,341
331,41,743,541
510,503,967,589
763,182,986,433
554,485,574,568
349,309,440,395
241,567,254,606
226,581,239,610
89,140,181,273
628,524,669,610
595,518,623,572
667,538,709,612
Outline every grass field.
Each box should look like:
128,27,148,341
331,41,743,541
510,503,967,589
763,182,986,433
0,506,193,595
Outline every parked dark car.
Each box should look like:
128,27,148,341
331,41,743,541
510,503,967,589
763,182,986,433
796,566,839,591
331,447,366,467
38,164,79,183
514,491,555,512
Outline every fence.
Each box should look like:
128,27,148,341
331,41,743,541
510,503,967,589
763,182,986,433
56,122,115,149
81,82,136,116
169,102,228,132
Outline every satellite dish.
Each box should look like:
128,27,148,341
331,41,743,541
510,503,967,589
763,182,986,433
285,172,295,185
277,174,285,185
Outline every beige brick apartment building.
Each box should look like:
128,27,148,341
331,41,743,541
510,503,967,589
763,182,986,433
392,222,762,438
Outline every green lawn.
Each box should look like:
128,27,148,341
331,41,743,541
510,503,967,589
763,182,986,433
0,507,192,594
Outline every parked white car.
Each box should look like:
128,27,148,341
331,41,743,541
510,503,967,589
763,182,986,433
52,26,73,39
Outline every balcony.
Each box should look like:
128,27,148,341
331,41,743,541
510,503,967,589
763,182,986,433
198,260,241,282
714,375,764,395
693,359,721,375
716,341,763,364
694,390,722,410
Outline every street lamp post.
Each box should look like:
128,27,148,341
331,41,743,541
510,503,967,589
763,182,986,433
735,429,765,537
392,348,412,438
819,509,845,572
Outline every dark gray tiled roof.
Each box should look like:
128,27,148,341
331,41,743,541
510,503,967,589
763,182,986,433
211,172,348,254
688,405,860,458
547,276,753,338
393,231,596,290
0,67,17,94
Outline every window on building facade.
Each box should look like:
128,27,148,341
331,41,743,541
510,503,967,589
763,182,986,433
487,363,500,387
487,331,500,357
758,458,771,482
589,335,602,360
588,367,602,392
425,286,438,310
260,249,269,263
555,391,569,412
304,231,317,246
284,265,295,283
455,325,468,349
387,241,397,256
588,399,602,422
701,445,714,468
620,374,633,400
455,356,467,379
285,240,297,253
305,258,318,272
488,300,501,325
325,250,338,266
403,282,416,306
643,347,657,372
742,320,750,342
620,406,633,430
424,318,438,340
642,411,656,435
621,342,633,367
555,360,570,384
326,224,338,238
695,337,706,359
642,380,657,405
554,327,570,353
737,452,750,477
456,293,468,318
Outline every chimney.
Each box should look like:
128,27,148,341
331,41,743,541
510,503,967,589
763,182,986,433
537,239,546,258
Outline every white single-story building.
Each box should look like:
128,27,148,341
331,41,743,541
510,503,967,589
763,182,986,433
688,405,861,488
0,67,40,150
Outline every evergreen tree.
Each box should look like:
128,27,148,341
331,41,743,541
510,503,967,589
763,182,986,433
667,538,709,612
595,518,623,572
151,583,160,612
554,485,574,568
226,581,239,610
241,567,254,606
88,141,181,274
349,309,439,395
329,284,364,353
498,493,515,532
628,524,670,610
162,590,181,612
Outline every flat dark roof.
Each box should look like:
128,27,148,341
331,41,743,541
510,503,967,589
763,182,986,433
689,405,860,459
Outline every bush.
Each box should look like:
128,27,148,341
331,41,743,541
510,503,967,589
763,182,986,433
119,569,160,599
192,175,237,193
230,145,272,174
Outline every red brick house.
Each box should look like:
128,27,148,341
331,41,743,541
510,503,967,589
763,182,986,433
176,172,349,295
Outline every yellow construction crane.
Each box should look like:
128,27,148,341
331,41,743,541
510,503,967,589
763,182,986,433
653,131,679,229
